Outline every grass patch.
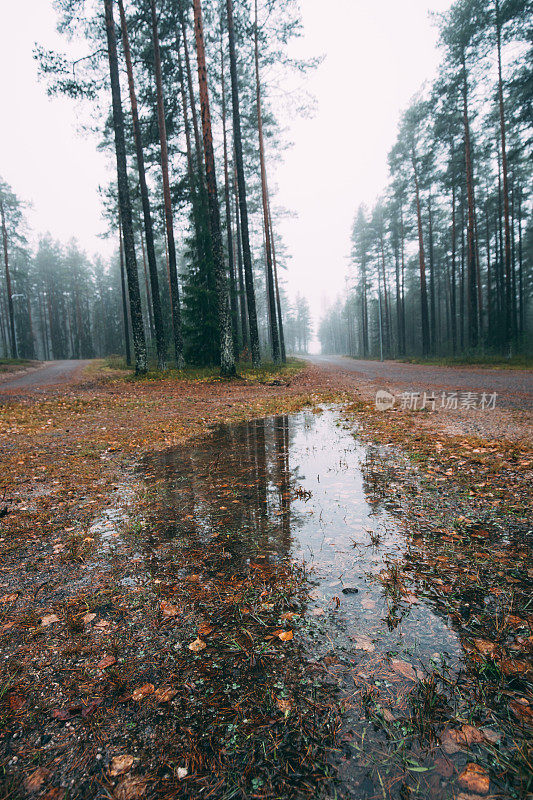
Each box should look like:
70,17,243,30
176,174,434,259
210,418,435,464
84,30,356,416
0,358,34,373
396,353,533,369
106,354,306,383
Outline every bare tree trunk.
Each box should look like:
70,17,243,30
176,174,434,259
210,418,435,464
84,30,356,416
118,0,166,369
461,57,478,349
226,0,261,366
411,153,430,356
149,0,184,367
103,0,146,374
428,193,436,352
193,0,235,377
450,168,457,354
139,227,154,342
220,33,240,353
254,0,280,363
118,216,132,367
233,163,249,352
0,199,17,359
268,203,286,362
179,1,204,169
495,0,513,345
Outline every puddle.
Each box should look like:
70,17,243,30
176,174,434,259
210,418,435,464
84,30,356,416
135,407,531,799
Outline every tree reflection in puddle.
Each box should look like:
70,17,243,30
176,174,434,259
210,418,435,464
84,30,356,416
139,407,531,799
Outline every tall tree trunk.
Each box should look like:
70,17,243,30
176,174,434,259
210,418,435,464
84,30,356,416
411,152,430,356
399,205,406,355
254,0,280,363
220,33,240,353
495,0,513,345
450,169,457,354
461,56,478,349
179,1,204,169
149,0,184,367
193,0,235,377
233,164,249,352
268,203,286,362
118,0,166,369
103,0,146,373
517,189,524,339
428,193,436,352
485,196,492,341
0,198,17,359
226,0,261,366
118,216,132,367
139,228,154,342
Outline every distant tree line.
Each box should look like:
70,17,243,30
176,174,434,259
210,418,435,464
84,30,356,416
320,0,532,360
0,177,313,363
0,0,319,372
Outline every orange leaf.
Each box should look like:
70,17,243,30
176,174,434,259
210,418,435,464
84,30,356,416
98,655,116,669
188,638,206,652
132,684,154,701
458,763,490,795
278,630,293,642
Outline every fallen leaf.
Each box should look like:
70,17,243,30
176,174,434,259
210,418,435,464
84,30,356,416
83,613,96,624
276,697,294,714
198,622,214,637
472,639,497,657
188,638,206,652
132,684,154,701
458,763,490,795
154,686,177,704
510,698,533,723
81,699,102,718
311,607,325,616
98,655,116,669
390,659,417,681
176,767,188,780
278,630,293,641
353,635,375,652
499,658,530,676
24,768,50,792
114,777,147,800
361,597,376,610
8,693,26,712
43,789,65,800
160,601,179,618
41,614,59,627
109,755,134,777
280,612,297,621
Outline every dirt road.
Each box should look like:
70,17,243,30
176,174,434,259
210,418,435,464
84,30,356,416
306,355,533,411
0,359,91,394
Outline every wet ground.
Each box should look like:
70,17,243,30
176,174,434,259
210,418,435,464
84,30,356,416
1,399,531,800
306,355,533,410
137,407,532,799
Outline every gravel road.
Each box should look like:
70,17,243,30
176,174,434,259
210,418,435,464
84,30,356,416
306,355,533,411
0,360,91,394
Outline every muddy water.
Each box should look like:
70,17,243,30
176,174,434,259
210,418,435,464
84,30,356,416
139,408,524,799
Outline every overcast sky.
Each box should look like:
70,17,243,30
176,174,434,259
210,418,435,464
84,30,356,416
0,0,453,338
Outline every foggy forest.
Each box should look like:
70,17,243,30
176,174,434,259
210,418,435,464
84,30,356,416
0,1,532,800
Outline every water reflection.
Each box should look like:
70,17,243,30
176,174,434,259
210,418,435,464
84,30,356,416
138,408,474,798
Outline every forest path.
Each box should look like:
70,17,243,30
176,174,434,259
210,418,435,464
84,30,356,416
0,359,92,394
305,354,533,411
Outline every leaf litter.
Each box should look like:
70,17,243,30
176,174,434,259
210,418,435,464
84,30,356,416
1,381,531,800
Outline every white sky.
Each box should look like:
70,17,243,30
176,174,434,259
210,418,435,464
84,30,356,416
0,0,453,334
